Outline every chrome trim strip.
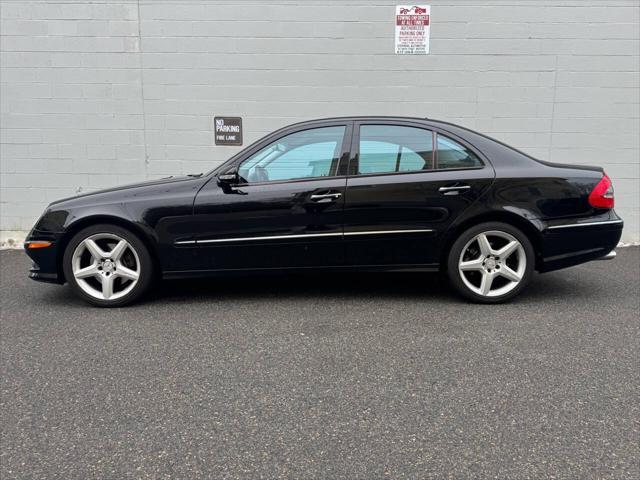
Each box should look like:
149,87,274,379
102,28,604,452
198,232,343,244
175,229,434,246
546,220,623,230
344,229,433,236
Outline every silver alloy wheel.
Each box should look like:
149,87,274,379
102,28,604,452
71,233,141,301
458,230,526,297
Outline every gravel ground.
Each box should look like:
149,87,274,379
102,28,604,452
1,248,639,479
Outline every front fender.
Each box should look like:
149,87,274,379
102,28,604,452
27,204,156,285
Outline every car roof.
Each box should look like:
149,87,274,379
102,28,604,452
284,115,439,126
285,115,495,147
283,116,487,139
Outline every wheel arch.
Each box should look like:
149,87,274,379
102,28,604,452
439,211,544,271
56,215,160,283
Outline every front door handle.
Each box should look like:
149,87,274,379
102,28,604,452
438,185,471,196
310,193,342,202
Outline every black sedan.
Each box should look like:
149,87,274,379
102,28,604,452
24,117,623,307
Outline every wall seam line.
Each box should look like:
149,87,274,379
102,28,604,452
136,0,149,179
548,54,559,162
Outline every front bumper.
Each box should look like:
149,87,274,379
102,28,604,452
28,265,63,284
24,231,64,284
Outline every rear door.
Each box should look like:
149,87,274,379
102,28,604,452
343,120,495,266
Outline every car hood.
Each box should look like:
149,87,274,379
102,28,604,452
49,175,204,207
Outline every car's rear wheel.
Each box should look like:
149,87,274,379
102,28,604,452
62,224,154,307
446,222,534,303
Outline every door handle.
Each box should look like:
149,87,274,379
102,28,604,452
310,193,342,202
438,185,471,195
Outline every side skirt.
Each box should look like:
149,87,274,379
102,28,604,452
162,263,441,280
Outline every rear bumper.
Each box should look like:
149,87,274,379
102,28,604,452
539,214,623,272
595,250,616,260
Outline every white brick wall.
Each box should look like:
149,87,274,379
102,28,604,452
1,0,639,242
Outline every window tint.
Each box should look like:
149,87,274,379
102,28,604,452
436,135,483,169
238,126,345,183
358,125,433,175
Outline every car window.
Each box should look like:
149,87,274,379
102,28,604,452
357,125,433,175
436,135,483,169
238,126,346,183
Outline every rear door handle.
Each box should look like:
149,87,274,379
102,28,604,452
310,193,342,202
439,185,471,195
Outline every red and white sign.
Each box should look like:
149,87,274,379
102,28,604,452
395,5,430,54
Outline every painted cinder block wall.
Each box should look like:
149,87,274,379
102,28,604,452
1,0,639,243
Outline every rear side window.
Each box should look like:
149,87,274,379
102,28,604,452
436,135,483,169
357,125,434,175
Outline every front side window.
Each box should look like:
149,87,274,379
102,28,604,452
357,125,434,175
238,126,346,183
436,135,483,169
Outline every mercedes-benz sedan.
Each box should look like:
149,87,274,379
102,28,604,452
25,117,623,306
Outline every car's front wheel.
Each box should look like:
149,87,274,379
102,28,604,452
62,224,154,307
446,222,534,303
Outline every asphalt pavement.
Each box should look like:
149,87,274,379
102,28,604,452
1,248,639,479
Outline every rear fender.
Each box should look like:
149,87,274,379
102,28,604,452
439,207,544,270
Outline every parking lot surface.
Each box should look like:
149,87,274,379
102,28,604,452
1,248,639,479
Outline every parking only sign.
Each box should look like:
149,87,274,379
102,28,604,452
395,5,431,54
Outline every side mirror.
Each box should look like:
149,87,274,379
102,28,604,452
217,170,246,194
217,171,239,186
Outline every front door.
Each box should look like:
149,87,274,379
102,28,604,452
192,122,351,271
343,121,495,267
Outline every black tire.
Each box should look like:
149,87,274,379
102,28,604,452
62,224,154,307
446,222,535,304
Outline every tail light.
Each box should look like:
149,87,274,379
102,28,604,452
588,173,614,209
